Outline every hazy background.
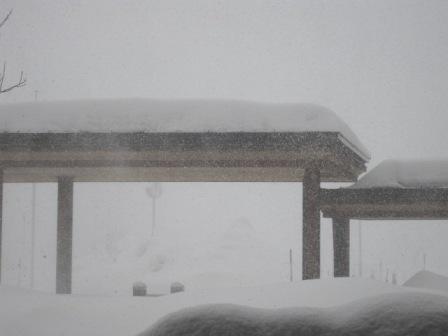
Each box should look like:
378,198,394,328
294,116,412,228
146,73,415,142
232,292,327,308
1,0,448,294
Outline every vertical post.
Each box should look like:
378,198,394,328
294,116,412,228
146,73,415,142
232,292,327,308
0,169,3,283
358,220,362,277
333,217,350,277
152,196,156,236
56,177,74,294
302,166,321,280
30,183,36,288
289,248,293,282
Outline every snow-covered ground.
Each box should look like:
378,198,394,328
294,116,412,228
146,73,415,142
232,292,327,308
1,278,447,336
142,291,448,336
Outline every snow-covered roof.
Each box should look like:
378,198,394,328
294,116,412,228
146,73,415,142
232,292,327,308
350,159,448,189
0,99,370,159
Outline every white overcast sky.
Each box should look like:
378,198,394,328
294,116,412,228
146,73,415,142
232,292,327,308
1,1,448,293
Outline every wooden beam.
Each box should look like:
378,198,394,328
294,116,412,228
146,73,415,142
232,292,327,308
333,217,350,277
0,132,367,183
56,176,74,294
320,187,448,205
321,187,448,220
0,132,342,152
302,166,321,280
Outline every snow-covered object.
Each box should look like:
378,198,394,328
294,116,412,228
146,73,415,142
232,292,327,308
133,282,148,296
0,279,410,336
404,270,448,293
141,292,448,336
350,159,448,188
0,98,369,158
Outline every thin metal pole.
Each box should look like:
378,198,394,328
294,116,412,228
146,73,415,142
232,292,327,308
289,249,293,282
30,183,36,289
151,196,156,236
358,220,362,277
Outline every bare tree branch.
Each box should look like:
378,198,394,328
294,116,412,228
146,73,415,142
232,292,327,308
0,9,12,30
0,9,26,94
0,62,26,93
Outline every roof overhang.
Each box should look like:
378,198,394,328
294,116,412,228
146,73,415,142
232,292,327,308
0,131,367,183
320,187,448,220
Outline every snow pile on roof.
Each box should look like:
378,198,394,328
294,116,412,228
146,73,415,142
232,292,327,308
140,291,448,336
0,278,409,336
0,98,370,158
350,159,448,188
404,270,448,293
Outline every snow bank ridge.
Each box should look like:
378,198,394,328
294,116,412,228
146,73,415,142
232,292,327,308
140,291,448,336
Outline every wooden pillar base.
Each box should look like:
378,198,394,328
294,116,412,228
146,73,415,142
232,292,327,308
56,177,74,294
333,217,350,277
302,166,321,280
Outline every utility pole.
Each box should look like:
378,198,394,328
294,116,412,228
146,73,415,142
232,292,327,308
30,92,38,289
289,249,293,282
30,184,36,289
379,260,384,281
358,220,362,277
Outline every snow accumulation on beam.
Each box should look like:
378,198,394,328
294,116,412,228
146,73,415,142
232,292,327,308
350,159,448,189
0,98,370,159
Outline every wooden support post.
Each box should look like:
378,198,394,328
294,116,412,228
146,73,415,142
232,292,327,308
56,177,74,294
0,169,3,283
302,166,321,280
333,217,350,277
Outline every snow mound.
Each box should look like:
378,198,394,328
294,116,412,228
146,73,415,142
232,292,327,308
350,159,448,189
0,279,406,336
404,270,448,293
140,292,448,336
0,98,369,158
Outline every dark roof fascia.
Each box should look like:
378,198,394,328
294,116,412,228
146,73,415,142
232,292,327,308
320,187,448,205
0,131,346,152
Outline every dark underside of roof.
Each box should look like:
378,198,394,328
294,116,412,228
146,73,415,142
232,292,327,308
0,132,367,183
320,187,448,220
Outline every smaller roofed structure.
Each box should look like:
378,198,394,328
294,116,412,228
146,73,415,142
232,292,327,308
321,159,448,278
321,159,448,220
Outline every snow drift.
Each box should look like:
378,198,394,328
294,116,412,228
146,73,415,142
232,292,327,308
0,279,410,336
140,292,448,336
404,270,448,293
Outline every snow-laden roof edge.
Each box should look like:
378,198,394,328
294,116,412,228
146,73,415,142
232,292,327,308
349,159,448,189
0,98,370,159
